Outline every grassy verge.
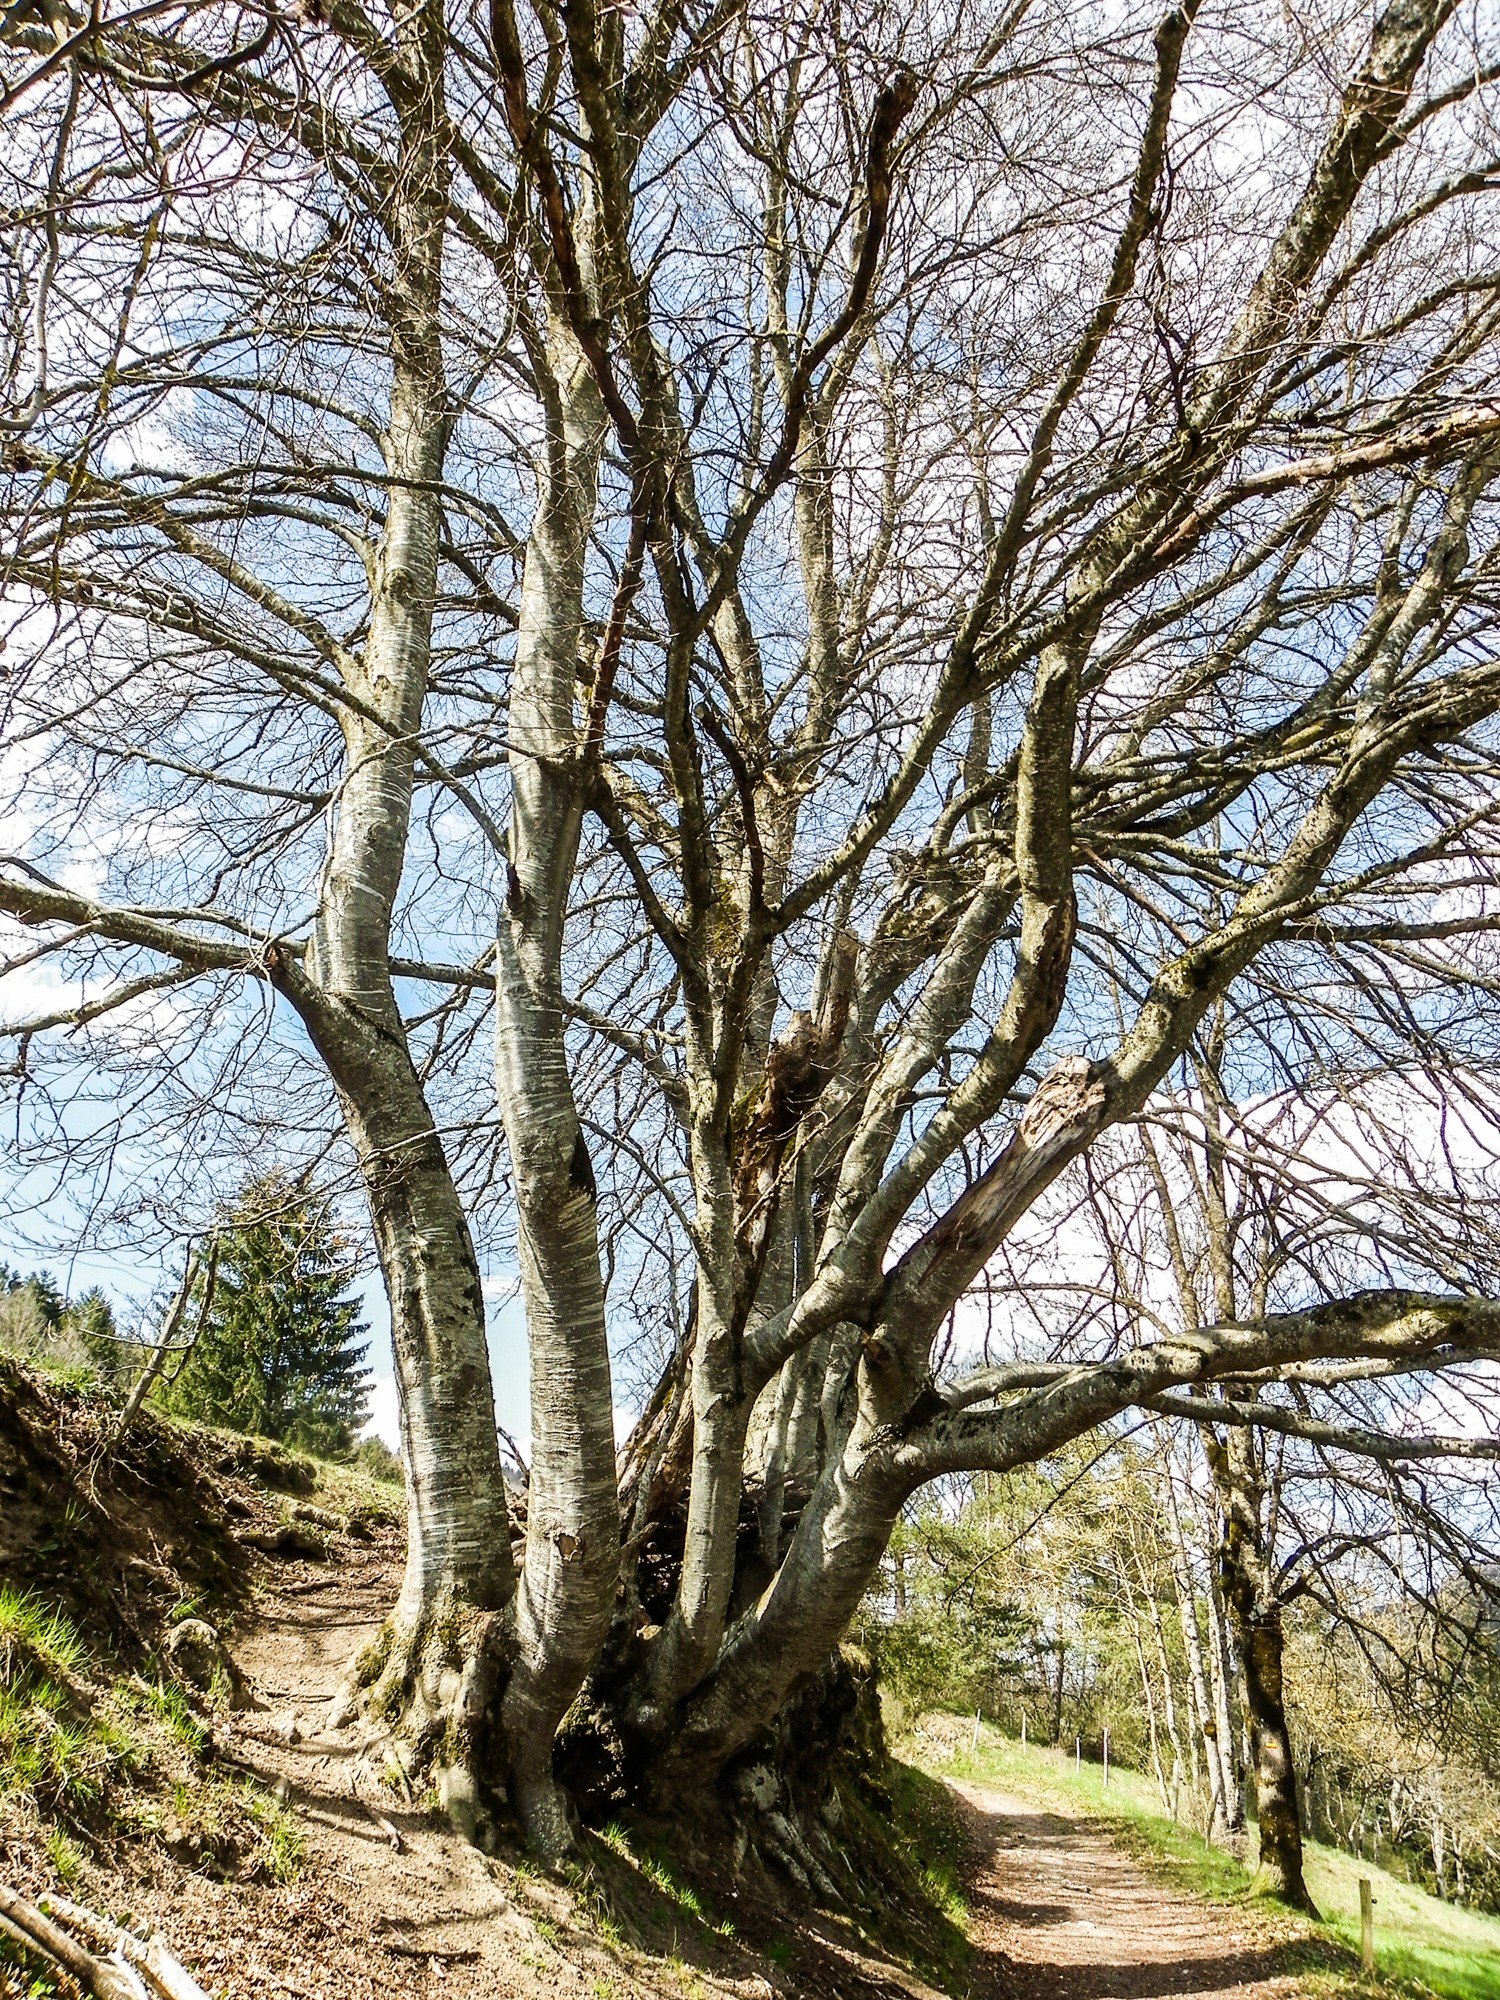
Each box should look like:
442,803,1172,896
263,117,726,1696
911,1721,1500,2000
1304,1844,1500,2000
1,1587,304,1892
840,1755,975,1989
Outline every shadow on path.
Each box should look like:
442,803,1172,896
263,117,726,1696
951,1784,1320,2000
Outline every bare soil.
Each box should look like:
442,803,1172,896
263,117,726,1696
80,1517,912,2000
950,1779,1320,2000
89,1527,758,2000
157,1533,1326,2000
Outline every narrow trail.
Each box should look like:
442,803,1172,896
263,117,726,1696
203,1538,1317,2000
949,1780,1315,2000
218,1532,626,2000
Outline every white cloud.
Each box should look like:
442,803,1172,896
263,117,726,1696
361,1374,401,1450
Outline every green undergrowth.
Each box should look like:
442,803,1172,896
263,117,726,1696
915,1719,1500,2000
0,1930,66,1998
171,1415,405,1526
0,1587,149,1819
568,1758,974,2000
839,1756,974,1987
593,1821,740,1945
0,1582,303,1895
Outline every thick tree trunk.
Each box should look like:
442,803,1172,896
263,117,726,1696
1213,1428,1318,1913
287,564,515,1816
654,1331,918,1785
299,985,514,1634
284,66,516,1802
636,1263,757,1724
494,330,619,1858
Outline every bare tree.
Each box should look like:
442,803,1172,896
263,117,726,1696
5,0,1500,1862
992,1058,1500,1908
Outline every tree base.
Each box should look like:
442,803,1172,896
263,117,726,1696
559,1647,970,1992
559,1644,895,1903
1248,1860,1319,1918
333,1601,509,1850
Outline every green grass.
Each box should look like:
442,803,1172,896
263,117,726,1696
126,1774,307,1883
1306,1843,1500,2000
918,1725,1500,2000
42,1829,84,1886
0,1584,300,1896
886,1756,974,1927
0,1595,151,1817
829,1754,975,1992
0,1926,67,1998
631,1845,720,1931
119,1673,209,1755
0,1587,88,1680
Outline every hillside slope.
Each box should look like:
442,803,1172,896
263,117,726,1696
0,1362,961,2000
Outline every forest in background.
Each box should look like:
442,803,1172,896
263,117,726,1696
871,1436,1500,1913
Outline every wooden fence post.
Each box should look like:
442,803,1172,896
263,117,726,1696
1359,1877,1375,1974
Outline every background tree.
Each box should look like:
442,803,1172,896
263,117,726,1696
966,1072,1500,1908
0,1266,125,1385
872,1450,1172,1772
162,1177,372,1459
1293,1581,1500,1906
4,0,1500,1863
872,1430,1500,1909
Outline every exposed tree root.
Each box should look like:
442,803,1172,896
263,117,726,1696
507,1758,581,1868
730,1761,845,1901
332,1602,511,1850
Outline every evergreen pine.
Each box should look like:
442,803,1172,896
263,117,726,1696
164,1177,372,1458
0,1267,123,1380
62,1287,127,1387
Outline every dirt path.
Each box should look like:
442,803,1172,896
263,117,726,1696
152,1532,1318,2000
215,1541,908,2000
950,1780,1315,2000
214,1533,693,2000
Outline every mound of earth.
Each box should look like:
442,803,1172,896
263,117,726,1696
0,1358,407,1969
0,1356,382,1656
0,1361,975,2000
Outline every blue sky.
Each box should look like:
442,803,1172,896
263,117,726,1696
0,1225,534,1452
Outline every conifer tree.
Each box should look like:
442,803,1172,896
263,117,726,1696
165,1178,372,1459
0,1269,123,1382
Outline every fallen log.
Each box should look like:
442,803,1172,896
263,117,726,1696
0,1884,214,2000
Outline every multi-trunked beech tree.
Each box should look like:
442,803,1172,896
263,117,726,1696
5,0,1500,1862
